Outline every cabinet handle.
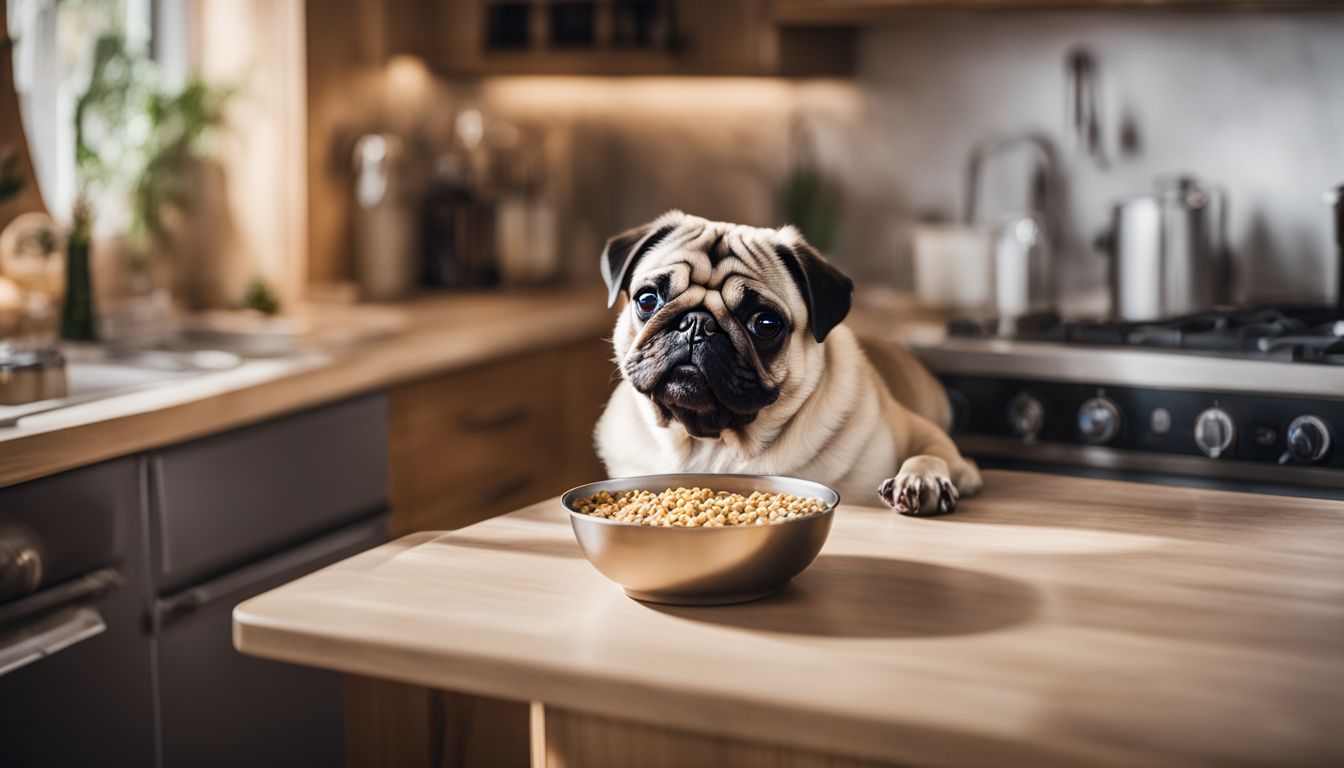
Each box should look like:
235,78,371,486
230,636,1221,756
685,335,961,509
0,567,121,626
150,515,388,632
479,472,536,508
458,404,531,431
0,606,106,678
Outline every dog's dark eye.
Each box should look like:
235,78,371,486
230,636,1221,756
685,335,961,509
748,311,784,339
634,290,662,316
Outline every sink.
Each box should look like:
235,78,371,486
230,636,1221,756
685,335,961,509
66,361,197,398
0,348,244,427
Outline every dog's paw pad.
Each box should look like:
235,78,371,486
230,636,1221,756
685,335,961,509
878,474,959,516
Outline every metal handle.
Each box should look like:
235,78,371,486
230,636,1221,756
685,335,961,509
963,132,1059,225
0,567,121,627
0,606,106,677
1331,184,1344,309
152,515,386,631
458,404,531,432
1206,184,1230,283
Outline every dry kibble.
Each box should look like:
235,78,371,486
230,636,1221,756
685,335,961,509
574,487,827,527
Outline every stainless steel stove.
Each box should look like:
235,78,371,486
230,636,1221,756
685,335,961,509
912,306,1344,499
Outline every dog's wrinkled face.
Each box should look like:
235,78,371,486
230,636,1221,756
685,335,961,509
602,210,853,439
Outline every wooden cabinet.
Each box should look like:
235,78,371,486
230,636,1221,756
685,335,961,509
387,337,614,536
344,676,531,768
386,0,855,77
773,0,1333,22
356,338,615,768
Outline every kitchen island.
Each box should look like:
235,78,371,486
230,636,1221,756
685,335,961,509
233,470,1344,768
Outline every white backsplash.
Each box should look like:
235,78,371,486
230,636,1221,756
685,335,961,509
854,9,1344,304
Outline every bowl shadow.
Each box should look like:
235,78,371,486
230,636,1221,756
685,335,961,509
643,554,1039,639
434,535,583,559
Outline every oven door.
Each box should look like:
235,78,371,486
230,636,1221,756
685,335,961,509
0,466,124,678
0,457,158,767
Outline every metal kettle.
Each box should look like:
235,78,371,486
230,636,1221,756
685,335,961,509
1099,176,1227,321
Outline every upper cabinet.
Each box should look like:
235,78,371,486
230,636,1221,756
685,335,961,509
389,0,855,77
367,0,1316,80
773,0,1340,22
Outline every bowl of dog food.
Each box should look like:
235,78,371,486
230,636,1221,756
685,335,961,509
563,473,839,605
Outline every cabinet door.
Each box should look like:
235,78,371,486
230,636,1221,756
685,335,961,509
156,515,387,768
389,0,852,76
389,351,565,533
388,339,617,535
152,395,388,593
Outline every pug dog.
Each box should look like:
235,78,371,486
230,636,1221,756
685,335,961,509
594,210,982,515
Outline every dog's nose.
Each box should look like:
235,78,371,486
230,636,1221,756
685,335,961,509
677,310,718,343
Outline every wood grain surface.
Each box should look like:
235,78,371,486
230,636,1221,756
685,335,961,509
234,470,1344,767
387,338,614,535
540,705,898,768
0,290,612,488
344,675,530,768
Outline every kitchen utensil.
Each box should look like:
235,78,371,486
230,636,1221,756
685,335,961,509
563,474,838,606
1099,175,1227,321
961,132,1061,319
352,133,417,301
0,347,66,405
420,152,498,289
1064,48,1105,166
495,194,557,286
912,224,994,311
1329,183,1343,309
993,213,1052,325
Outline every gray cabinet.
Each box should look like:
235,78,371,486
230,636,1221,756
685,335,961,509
151,394,388,593
148,394,390,767
0,394,391,767
155,516,386,768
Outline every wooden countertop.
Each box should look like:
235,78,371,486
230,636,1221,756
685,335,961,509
0,290,613,488
233,470,1344,768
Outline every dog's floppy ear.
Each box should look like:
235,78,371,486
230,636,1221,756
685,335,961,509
600,213,682,308
775,240,854,343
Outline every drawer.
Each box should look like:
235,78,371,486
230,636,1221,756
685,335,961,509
151,394,388,593
389,353,563,507
391,461,559,535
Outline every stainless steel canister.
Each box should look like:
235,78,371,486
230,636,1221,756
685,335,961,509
1101,176,1226,321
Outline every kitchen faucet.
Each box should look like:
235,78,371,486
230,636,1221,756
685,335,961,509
963,132,1063,322
963,131,1061,232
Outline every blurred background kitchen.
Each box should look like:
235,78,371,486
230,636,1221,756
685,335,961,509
6,1,1342,322
2,1,1343,766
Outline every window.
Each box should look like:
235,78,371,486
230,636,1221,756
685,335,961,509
6,0,169,224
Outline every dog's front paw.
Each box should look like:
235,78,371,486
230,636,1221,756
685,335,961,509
878,473,959,516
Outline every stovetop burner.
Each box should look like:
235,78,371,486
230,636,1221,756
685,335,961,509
948,306,1344,365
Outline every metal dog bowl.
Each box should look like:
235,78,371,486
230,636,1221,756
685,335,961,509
563,473,838,606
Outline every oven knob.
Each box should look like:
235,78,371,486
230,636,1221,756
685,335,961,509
1077,396,1120,445
1006,392,1044,441
1194,407,1235,458
1282,415,1331,464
